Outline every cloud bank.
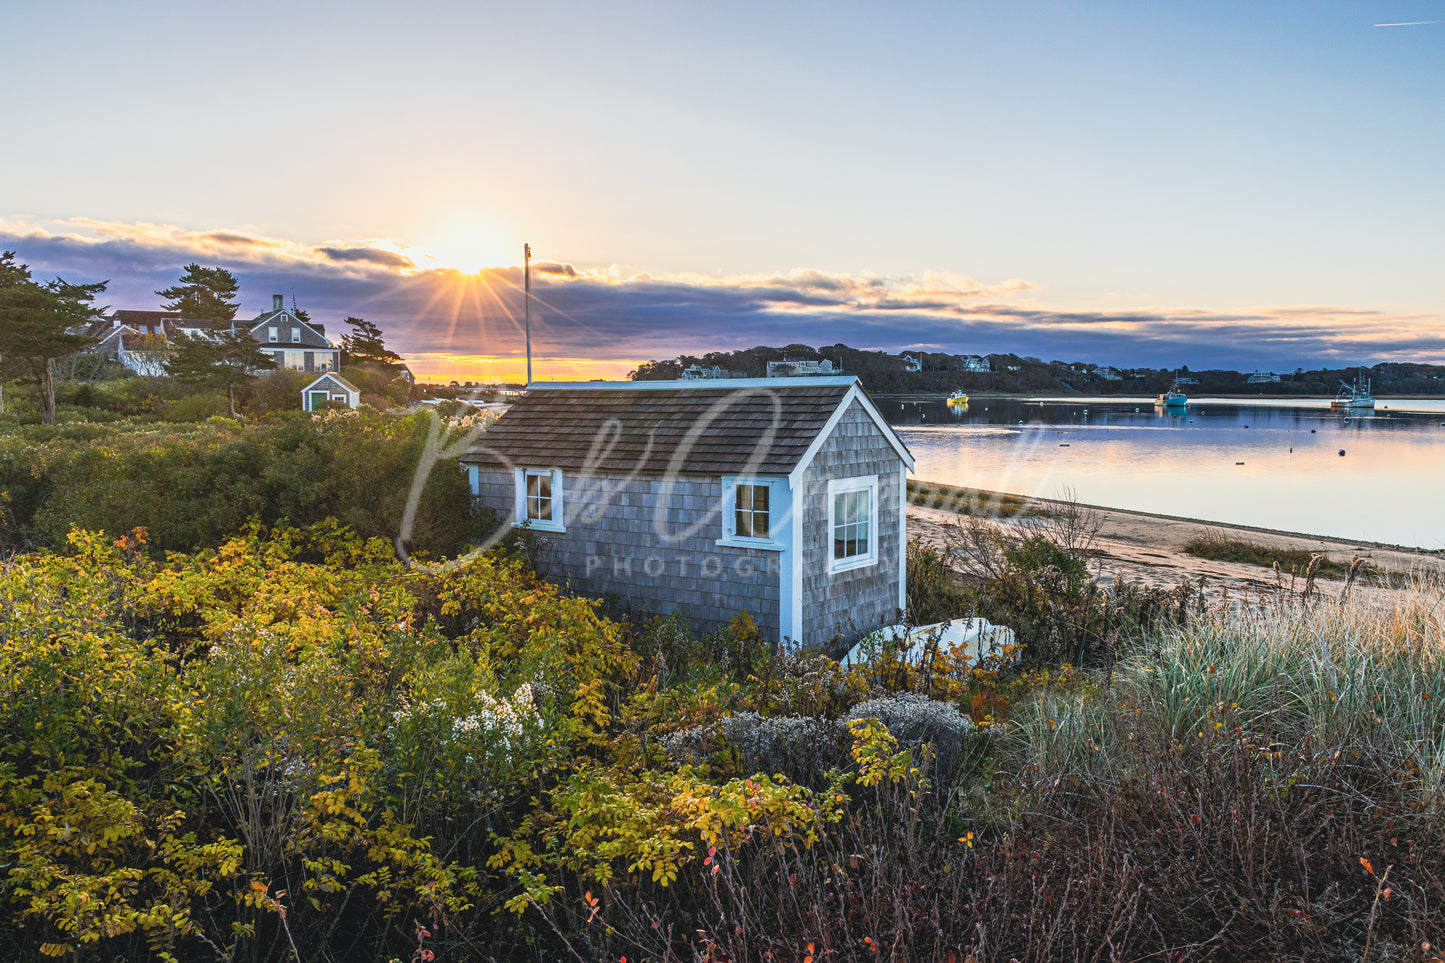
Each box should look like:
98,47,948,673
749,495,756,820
3,216,1442,375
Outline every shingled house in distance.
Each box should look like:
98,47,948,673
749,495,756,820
460,376,914,648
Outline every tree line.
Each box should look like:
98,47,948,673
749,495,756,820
630,343,1445,396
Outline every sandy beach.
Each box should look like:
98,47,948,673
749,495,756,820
907,487,1445,599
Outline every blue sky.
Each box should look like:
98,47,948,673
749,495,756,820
3,1,1443,379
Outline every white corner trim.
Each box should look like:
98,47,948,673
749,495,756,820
897,464,908,614
827,474,879,574
783,475,804,648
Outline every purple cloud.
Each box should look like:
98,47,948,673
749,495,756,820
3,217,1442,373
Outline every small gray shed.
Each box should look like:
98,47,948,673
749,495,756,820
302,373,360,412
460,376,914,647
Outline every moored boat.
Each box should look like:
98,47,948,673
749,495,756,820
946,390,969,406
1331,370,1376,410
1154,388,1188,408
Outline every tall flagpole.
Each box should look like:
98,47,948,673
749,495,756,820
524,243,532,386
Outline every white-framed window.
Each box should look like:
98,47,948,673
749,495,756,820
291,328,301,343
718,475,786,549
282,350,306,370
828,474,878,573
268,326,278,342
514,468,565,532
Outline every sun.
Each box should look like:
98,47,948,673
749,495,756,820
414,222,514,275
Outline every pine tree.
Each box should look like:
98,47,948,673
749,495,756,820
340,316,402,370
0,252,105,424
156,263,240,321
164,330,277,418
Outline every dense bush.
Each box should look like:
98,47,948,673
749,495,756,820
0,524,634,959
0,408,485,557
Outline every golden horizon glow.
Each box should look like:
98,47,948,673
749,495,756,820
406,353,644,384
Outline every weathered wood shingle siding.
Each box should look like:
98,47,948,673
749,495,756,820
798,399,904,647
471,468,782,638
252,312,333,349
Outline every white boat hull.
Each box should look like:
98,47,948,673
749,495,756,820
843,618,1017,668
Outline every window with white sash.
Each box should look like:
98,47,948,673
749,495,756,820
514,468,565,532
828,475,878,572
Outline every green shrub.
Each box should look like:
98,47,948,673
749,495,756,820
0,409,484,557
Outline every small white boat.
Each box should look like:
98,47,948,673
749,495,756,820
1331,370,1376,410
843,618,1017,668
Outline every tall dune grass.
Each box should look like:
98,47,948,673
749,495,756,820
1009,583,1445,806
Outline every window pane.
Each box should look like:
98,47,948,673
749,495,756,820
526,473,554,521
735,484,770,539
832,486,872,561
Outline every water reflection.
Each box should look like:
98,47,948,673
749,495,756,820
890,397,1445,548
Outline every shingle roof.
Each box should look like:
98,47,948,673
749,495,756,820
304,373,360,393
461,379,857,475
113,310,180,325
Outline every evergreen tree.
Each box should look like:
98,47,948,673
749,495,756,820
0,251,105,424
156,263,240,321
164,330,277,418
340,316,402,370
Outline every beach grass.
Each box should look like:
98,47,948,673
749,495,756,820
1182,531,1383,581
907,479,1042,518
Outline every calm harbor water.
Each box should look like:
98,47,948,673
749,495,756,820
888,397,1445,549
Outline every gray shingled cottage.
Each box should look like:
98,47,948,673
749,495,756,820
460,376,914,648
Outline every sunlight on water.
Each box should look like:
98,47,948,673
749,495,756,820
891,397,1445,548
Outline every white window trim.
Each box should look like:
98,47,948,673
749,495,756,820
268,326,278,342
717,475,786,550
513,467,565,533
827,474,879,574
291,328,301,343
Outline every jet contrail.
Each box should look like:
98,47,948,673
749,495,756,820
1373,19,1444,26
